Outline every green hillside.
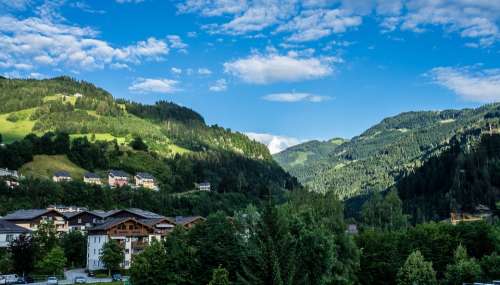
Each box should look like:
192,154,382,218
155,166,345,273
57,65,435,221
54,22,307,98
0,76,299,198
20,155,87,179
275,104,500,199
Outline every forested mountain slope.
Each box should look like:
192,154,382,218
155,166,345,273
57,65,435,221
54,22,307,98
275,105,500,199
0,77,299,200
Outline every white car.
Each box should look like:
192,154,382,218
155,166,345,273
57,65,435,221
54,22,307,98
47,276,58,285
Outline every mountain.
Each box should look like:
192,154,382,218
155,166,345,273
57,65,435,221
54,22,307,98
0,76,299,199
275,104,500,199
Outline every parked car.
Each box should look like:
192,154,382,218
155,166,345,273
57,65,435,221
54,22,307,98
46,276,58,285
74,276,86,284
0,274,19,285
111,274,122,281
84,270,95,278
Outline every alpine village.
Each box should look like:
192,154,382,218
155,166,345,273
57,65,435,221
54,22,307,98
2,1,500,285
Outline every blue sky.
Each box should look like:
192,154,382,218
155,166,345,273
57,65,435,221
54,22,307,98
1,0,500,153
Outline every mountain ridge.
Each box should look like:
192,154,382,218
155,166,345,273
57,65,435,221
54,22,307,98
275,104,500,199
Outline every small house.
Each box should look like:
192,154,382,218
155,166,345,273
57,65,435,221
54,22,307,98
74,93,83,98
0,168,19,179
84,172,102,185
195,182,211,192
53,171,72,183
108,170,129,187
0,219,31,248
135,172,158,190
3,209,69,233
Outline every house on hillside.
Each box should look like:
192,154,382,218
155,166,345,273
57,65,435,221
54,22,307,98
108,170,129,187
450,204,494,225
86,217,175,270
3,209,69,233
134,172,158,190
74,93,83,98
0,168,19,179
195,182,211,192
0,219,31,248
53,171,72,183
84,172,102,186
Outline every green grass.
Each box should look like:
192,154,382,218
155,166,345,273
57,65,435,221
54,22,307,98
0,109,37,143
20,155,88,179
70,133,127,145
43,93,77,105
289,151,310,167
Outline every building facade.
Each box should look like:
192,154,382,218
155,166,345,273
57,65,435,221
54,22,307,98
86,218,175,270
108,170,129,187
134,172,158,190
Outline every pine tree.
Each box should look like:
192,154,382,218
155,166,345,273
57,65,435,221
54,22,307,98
444,244,482,285
397,250,437,285
209,266,230,285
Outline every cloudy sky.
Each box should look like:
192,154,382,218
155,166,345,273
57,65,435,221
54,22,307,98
1,0,500,153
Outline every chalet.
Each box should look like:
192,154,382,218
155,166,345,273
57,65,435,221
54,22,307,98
108,170,129,187
53,171,72,183
3,209,69,233
74,93,83,98
134,172,158,190
195,182,211,192
170,216,206,229
86,217,175,270
65,210,108,231
84,172,102,185
0,219,30,248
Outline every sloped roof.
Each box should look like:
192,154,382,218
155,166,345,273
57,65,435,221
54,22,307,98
89,217,153,231
135,172,155,180
170,216,206,226
63,210,108,219
109,170,129,178
84,172,100,179
105,208,164,219
3,209,62,220
54,171,71,177
0,219,31,234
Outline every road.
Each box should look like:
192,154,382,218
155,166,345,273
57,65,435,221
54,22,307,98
29,269,112,285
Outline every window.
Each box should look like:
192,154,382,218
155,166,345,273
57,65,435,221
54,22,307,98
6,234,14,242
129,225,133,230
78,218,82,224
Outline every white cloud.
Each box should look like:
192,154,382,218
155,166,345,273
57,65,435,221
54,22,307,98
198,68,212,75
171,67,182,74
263,92,330,103
245,132,302,154
428,66,500,102
178,0,500,46
129,78,180,94
167,35,188,52
277,9,362,42
209,79,227,92
0,16,169,71
0,0,31,10
224,53,333,84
